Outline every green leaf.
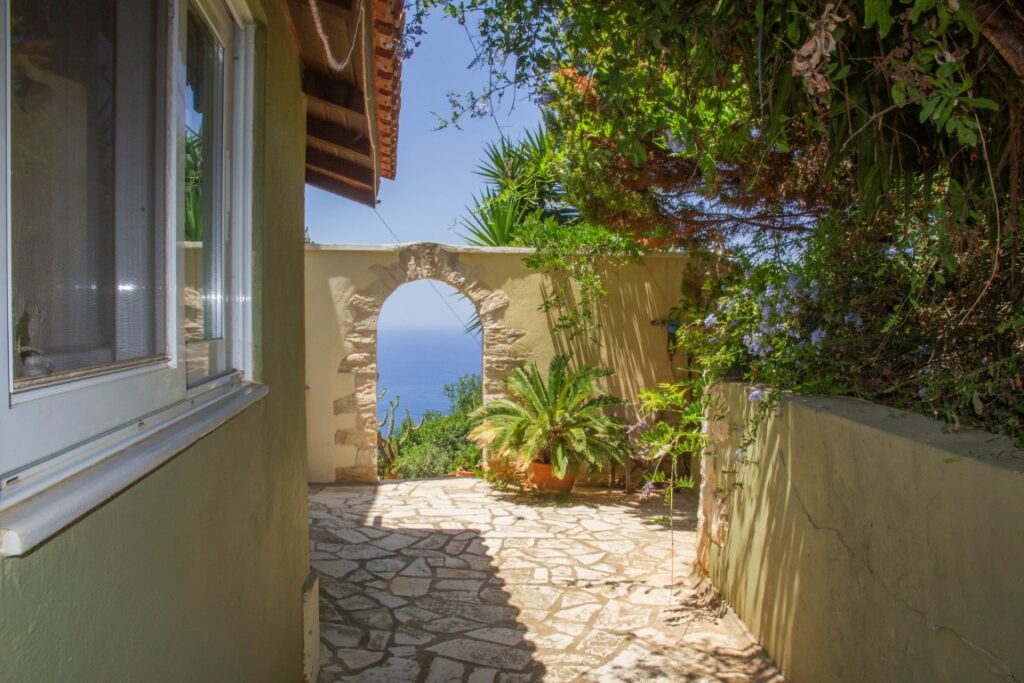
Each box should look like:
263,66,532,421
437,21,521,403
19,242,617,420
919,97,940,123
911,0,937,22
891,84,907,105
786,17,801,43
962,97,999,111
832,64,851,81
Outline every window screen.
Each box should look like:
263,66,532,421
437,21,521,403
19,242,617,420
9,0,164,386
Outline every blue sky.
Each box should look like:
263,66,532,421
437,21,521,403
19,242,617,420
306,11,541,331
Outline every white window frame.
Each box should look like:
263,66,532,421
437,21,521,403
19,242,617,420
0,0,261,556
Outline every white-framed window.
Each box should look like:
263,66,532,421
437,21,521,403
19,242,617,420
0,0,257,504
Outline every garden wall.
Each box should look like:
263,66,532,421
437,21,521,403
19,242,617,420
697,382,1024,683
305,243,690,483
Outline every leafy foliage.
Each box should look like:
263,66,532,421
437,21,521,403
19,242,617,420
459,125,644,341
412,0,1023,245
184,131,204,242
388,374,484,478
675,228,1024,445
413,0,1024,444
459,126,575,247
469,355,628,477
521,218,643,341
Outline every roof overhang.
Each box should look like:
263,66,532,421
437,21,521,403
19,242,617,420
286,0,403,206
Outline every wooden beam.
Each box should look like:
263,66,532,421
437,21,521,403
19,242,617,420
303,70,365,117
306,115,372,157
306,147,375,188
306,169,376,207
295,0,355,14
319,0,355,10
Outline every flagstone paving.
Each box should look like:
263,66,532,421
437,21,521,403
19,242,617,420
310,478,783,682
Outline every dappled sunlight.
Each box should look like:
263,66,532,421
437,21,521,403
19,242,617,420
309,479,784,681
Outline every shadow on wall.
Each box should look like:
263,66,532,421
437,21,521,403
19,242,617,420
541,268,683,419
705,383,1024,683
717,421,804,676
309,486,546,681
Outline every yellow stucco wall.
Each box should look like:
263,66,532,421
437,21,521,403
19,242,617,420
699,382,1024,683
305,243,690,483
0,4,310,680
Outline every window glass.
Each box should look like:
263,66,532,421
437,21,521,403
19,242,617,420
9,0,163,386
184,7,230,386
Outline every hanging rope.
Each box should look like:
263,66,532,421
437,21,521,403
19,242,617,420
308,0,364,73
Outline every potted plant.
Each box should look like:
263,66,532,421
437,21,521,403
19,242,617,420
469,355,627,492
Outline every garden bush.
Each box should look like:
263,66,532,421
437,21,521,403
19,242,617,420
392,374,483,478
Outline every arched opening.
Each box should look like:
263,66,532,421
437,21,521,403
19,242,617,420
375,280,483,479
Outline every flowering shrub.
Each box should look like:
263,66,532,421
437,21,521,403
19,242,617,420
676,226,1024,447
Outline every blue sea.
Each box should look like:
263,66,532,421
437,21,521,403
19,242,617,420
376,327,483,422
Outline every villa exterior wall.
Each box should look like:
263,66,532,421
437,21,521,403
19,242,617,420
0,3,310,680
697,382,1024,683
304,243,690,483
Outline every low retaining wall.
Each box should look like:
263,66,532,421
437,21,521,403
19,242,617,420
697,382,1024,682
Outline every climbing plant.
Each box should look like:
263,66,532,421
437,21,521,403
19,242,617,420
411,0,1024,445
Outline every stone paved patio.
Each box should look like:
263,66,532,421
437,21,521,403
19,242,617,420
310,479,783,682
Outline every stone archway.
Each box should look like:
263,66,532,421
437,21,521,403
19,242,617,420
332,243,525,482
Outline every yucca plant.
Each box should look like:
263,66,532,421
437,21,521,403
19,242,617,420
469,355,627,478
458,191,529,247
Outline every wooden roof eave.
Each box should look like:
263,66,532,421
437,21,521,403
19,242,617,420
288,0,402,206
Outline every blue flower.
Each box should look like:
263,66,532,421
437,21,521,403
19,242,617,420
764,284,776,298
703,313,718,328
473,98,491,117
917,387,928,399
842,312,863,329
641,481,656,498
786,274,800,294
748,389,764,402
810,328,826,347
664,131,685,153
776,301,797,317
981,356,989,366
917,344,930,357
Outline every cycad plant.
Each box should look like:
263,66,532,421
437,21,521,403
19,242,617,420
469,355,627,478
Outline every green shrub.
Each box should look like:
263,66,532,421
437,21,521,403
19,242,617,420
675,224,1024,446
392,374,483,479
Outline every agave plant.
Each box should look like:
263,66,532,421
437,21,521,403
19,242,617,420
469,355,627,478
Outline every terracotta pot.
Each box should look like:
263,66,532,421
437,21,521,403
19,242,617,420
453,468,477,478
528,461,576,492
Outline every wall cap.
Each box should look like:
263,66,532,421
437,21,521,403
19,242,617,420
714,381,1024,474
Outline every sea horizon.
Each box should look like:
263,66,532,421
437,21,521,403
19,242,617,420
376,325,482,423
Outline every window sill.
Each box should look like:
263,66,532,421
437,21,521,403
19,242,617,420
0,381,268,557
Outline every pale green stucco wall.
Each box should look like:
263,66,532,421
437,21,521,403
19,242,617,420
0,3,310,680
699,382,1024,683
304,243,690,483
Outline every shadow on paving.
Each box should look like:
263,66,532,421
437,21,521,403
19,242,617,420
310,479,783,683
310,486,546,682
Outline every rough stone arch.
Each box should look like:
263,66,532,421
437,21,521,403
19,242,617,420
333,243,525,482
